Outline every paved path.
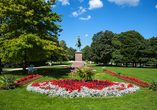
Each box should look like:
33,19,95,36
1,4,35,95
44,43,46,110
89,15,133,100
3,65,67,71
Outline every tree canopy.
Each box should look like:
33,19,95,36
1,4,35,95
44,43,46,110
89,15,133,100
82,45,92,61
91,30,114,64
118,30,145,66
0,0,63,74
67,47,76,60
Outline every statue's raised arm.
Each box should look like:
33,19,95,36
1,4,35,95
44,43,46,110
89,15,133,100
75,35,82,52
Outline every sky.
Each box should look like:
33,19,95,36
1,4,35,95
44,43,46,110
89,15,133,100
46,0,157,49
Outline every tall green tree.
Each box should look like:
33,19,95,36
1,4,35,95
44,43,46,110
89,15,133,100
118,30,145,67
112,34,123,64
91,31,103,63
59,40,68,62
82,45,92,61
0,0,63,74
91,30,114,64
148,37,157,67
67,47,76,60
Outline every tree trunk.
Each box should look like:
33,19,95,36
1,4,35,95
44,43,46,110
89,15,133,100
135,63,136,67
140,62,141,67
156,64,157,68
103,61,107,66
22,53,27,75
126,63,128,67
132,63,134,67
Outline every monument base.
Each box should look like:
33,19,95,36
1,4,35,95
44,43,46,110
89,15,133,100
71,52,86,68
71,61,86,68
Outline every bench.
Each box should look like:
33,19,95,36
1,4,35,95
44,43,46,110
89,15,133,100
28,66,37,74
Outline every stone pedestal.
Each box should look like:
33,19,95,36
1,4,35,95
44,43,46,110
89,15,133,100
71,52,85,68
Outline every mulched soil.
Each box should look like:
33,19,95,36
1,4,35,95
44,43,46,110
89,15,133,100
16,75,43,87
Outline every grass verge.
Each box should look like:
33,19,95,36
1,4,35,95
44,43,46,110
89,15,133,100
0,64,157,110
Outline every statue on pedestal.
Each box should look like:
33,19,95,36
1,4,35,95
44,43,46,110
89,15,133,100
75,35,82,52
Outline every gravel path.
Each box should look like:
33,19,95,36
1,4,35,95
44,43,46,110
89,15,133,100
2,65,67,71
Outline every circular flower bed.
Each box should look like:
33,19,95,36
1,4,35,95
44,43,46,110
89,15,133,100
27,79,140,98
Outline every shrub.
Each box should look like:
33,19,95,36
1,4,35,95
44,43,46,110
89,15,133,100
0,73,16,90
117,72,121,77
75,68,95,81
149,80,157,91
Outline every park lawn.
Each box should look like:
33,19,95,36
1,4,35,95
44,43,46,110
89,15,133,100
0,65,157,110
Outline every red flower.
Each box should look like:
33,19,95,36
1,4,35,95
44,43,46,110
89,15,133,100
14,86,16,88
0,86,2,88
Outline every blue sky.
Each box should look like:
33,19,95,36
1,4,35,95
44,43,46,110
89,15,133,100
47,0,157,49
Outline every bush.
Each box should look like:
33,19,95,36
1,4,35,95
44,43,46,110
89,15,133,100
2,61,22,68
117,72,121,77
149,80,157,91
0,73,16,90
75,68,95,81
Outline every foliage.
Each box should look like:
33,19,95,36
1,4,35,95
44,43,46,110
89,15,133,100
118,30,145,65
0,0,63,74
147,37,157,67
58,40,68,63
67,47,76,60
149,80,157,91
117,72,121,77
91,30,114,64
82,45,92,61
75,68,95,81
1,61,22,68
112,34,123,63
0,73,16,90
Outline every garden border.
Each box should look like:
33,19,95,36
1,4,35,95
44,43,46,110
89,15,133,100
17,75,43,87
104,71,149,88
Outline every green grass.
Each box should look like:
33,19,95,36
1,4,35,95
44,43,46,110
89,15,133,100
0,64,157,110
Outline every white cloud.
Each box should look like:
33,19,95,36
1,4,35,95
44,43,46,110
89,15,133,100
85,34,88,37
72,12,79,17
78,0,84,2
155,5,157,9
72,6,87,17
108,0,140,6
79,15,91,20
58,0,70,5
88,0,103,10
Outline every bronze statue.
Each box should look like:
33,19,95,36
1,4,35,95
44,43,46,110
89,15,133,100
75,35,82,52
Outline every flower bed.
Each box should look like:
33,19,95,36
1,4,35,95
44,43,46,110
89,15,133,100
16,74,43,87
27,79,140,98
43,69,53,75
88,66,93,68
105,70,149,87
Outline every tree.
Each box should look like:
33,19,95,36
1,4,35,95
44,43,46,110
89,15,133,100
91,30,114,65
0,0,63,74
148,37,157,67
91,31,103,63
0,16,8,74
118,30,145,67
67,47,76,60
82,45,92,61
112,34,123,64
58,40,68,63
